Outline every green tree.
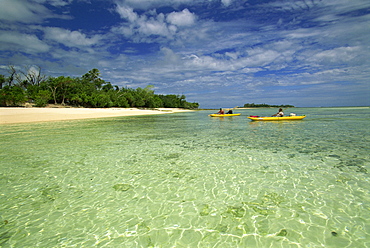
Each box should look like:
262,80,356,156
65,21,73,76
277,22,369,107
133,90,145,107
178,95,186,108
106,90,129,107
102,82,114,92
86,92,112,108
82,68,100,82
82,68,103,90
115,95,129,107
34,90,51,107
67,77,95,107
47,76,73,105
0,75,5,89
121,90,135,107
0,66,199,109
159,94,179,108
146,95,163,108
0,86,26,106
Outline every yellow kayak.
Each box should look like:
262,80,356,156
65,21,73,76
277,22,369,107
210,113,241,117
247,115,306,121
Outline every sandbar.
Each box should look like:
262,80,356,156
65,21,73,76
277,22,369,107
0,107,193,124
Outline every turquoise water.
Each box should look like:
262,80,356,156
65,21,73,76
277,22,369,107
0,107,369,247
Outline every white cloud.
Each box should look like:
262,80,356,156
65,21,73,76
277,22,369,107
114,0,238,11
244,48,281,67
138,18,171,37
116,5,138,22
319,0,370,15
311,46,361,63
43,0,72,7
225,52,239,60
0,0,51,23
114,0,194,10
111,24,133,37
0,31,49,53
285,28,322,39
221,0,233,7
167,9,196,27
0,0,71,23
263,0,320,12
115,5,171,39
114,5,197,42
43,27,102,47
184,54,222,70
160,47,180,63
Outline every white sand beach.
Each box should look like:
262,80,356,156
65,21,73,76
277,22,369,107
0,107,193,124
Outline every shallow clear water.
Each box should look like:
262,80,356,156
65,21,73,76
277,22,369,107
1,107,369,247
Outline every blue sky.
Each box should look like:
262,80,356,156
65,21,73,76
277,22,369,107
0,0,369,108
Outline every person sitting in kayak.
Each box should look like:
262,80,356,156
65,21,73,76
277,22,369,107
272,108,284,117
226,109,233,114
217,108,224,114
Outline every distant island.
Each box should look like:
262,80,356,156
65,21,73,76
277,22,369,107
243,103,294,108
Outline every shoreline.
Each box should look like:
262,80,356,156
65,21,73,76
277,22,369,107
0,107,194,125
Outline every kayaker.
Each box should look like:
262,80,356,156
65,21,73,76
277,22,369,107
272,108,284,117
217,108,224,114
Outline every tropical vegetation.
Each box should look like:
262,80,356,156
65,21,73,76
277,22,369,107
0,66,199,109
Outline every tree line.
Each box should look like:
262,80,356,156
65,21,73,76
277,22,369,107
0,66,199,109
243,103,294,108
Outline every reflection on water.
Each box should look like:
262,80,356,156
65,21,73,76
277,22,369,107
0,107,369,247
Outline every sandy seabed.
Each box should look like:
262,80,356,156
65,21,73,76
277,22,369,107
0,107,193,124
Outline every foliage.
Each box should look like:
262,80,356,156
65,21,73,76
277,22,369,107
0,86,26,106
243,103,294,108
34,90,51,107
0,68,199,109
0,75,5,89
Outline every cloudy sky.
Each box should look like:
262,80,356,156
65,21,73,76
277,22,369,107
0,0,369,108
